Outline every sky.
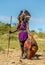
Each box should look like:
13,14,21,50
0,0,45,32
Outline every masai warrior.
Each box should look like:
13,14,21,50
10,10,38,59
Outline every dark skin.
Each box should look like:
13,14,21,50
9,15,31,58
9,23,19,33
9,29,17,33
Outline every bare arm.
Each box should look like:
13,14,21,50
9,22,20,33
10,29,18,33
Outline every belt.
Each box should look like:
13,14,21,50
19,30,27,33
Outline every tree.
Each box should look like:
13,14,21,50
30,30,37,35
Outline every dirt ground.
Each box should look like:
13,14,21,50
0,49,45,65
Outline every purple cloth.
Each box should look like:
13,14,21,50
17,22,28,42
17,22,26,30
19,31,28,42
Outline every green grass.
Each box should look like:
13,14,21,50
0,34,45,52
0,46,4,51
36,38,45,52
0,34,20,51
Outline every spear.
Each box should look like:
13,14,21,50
7,16,12,56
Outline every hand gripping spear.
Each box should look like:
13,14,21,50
7,16,12,56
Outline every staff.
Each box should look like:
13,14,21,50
7,16,12,56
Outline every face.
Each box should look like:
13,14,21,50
18,10,31,22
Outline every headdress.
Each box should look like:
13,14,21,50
18,10,31,22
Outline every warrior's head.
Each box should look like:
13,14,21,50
18,10,31,22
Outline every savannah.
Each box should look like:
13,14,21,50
0,22,45,65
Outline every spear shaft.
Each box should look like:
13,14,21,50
7,16,12,55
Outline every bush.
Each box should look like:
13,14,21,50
38,32,45,38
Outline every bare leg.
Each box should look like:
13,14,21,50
20,41,26,59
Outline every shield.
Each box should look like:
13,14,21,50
24,35,38,59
